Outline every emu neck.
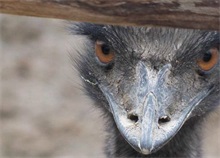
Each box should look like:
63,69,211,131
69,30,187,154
105,116,203,158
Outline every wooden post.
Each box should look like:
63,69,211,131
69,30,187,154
0,0,219,30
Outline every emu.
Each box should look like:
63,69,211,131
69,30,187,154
72,23,220,157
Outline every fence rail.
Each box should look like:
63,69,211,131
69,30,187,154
0,0,219,30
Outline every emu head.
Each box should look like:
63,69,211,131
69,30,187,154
72,23,220,154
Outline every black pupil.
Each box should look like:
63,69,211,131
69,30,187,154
203,51,212,62
101,44,110,55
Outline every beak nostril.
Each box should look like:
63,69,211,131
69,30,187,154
128,114,139,123
158,115,171,124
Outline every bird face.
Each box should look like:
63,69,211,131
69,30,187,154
73,23,220,155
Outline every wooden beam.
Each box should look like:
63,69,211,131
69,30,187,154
0,0,219,30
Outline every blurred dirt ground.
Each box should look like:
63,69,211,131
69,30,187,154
0,14,220,158
0,14,105,158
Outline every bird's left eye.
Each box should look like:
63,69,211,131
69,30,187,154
197,48,219,71
95,40,115,64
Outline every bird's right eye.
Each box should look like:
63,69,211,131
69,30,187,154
95,41,115,64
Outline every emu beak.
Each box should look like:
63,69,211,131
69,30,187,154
99,62,213,155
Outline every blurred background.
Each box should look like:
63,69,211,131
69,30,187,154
0,14,220,158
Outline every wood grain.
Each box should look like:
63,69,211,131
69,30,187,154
0,0,219,30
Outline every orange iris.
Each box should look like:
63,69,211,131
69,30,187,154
197,48,219,71
95,41,114,64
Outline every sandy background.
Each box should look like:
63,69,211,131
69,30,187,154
0,14,220,158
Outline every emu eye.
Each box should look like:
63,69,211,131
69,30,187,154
197,48,219,71
95,41,114,64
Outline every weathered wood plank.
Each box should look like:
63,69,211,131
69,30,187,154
0,0,219,30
